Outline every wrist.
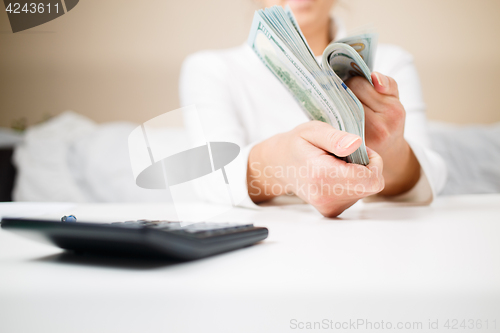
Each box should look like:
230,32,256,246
247,136,285,203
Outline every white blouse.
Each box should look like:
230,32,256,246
179,21,447,209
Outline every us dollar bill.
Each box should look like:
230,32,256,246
247,9,345,130
322,33,377,84
335,33,377,73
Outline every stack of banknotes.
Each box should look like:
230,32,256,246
247,5,377,165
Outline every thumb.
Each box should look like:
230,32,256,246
371,72,399,98
300,121,362,157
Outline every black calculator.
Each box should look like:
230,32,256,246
0,218,268,260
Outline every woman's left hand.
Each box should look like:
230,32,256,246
346,72,420,195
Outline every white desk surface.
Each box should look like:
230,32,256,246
1,195,499,333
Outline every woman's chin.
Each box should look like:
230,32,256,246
285,0,317,12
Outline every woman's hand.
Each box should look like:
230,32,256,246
345,72,420,196
247,121,384,217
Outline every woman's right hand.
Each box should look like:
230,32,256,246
247,121,385,217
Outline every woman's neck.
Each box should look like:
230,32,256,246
302,18,333,57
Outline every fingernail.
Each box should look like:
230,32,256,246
339,133,360,150
374,72,389,87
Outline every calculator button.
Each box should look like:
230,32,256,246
148,222,182,230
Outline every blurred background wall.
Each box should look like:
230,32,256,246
1,0,499,129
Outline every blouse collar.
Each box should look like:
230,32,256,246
331,15,347,41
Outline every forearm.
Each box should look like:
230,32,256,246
379,141,420,196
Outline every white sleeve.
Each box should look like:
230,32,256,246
366,46,447,204
179,51,260,209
